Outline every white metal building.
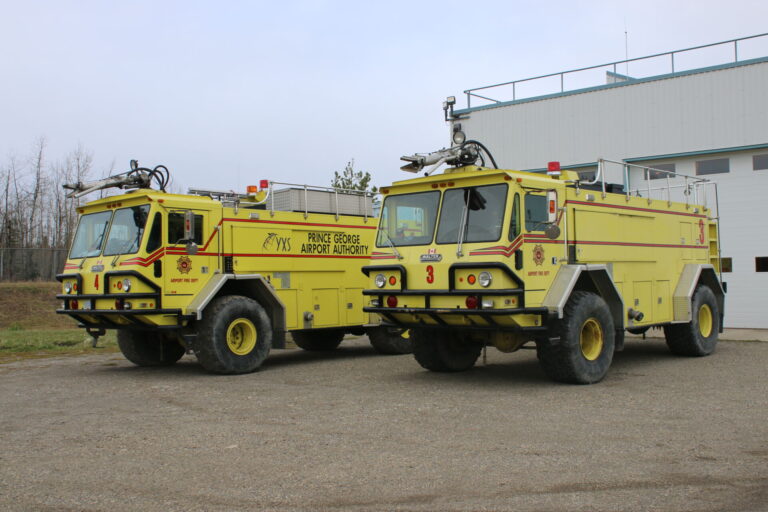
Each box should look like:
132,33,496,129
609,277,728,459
450,34,768,328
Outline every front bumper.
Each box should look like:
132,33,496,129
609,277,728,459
363,303,550,333
56,270,188,330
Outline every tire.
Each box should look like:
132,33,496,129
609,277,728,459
536,291,615,384
193,295,272,374
368,327,413,355
291,329,345,351
663,285,719,357
412,328,482,372
117,330,185,367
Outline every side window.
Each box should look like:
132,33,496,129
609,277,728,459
509,193,521,240
146,212,162,253
168,212,203,244
524,193,548,232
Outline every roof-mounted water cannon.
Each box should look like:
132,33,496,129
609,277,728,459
63,160,170,199
400,140,498,176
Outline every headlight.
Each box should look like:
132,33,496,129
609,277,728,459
375,273,386,288
64,282,72,294
478,271,492,287
122,279,131,292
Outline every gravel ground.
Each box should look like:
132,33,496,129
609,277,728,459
0,336,766,512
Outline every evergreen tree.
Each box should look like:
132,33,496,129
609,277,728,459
331,159,378,194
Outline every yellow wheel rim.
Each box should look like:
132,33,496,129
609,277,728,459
580,318,604,361
698,304,713,338
226,318,257,355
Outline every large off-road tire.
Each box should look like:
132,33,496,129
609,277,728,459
663,285,719,357
368,326,412,355
117,330,185,367
291,329,345,351
193,295,272,374
536,291,615,384
412,328,482,372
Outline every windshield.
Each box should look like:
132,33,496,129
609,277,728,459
103,205,151,256
436,184,508,244
69,211,113,259
376,191,440,247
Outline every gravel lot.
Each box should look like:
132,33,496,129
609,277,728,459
1,336,766,512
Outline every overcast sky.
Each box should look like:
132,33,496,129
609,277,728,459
1,0,767,192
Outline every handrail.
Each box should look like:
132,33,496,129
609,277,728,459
463,33,768,108
594,158,716,213
264,180,374,221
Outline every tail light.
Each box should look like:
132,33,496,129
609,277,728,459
386,296,398,308
465,296,479,309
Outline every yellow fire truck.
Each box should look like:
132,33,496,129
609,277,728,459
57,162,409,374
363,139,725,384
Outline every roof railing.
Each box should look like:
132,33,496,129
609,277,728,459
464,33,768,108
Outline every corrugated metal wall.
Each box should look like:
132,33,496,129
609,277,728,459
457,60,768,171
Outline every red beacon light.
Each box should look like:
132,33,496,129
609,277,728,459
547,161,561,176
259,179,270,190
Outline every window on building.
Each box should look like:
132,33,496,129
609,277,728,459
646,163,676,180
753,154,768,171
757,257,768,273
720,257,732,273
696,158,729,175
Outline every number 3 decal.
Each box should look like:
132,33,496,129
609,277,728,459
698,219,705,245
426,265,434,283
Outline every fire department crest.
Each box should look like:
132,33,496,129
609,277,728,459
533,244,545,266
177,255,192,274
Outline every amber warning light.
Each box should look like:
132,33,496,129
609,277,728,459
247,185,259,195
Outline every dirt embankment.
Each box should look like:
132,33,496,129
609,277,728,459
0,281,71,329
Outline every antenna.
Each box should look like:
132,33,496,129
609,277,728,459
624,20,629,76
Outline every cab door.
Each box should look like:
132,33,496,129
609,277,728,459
163,207,219,298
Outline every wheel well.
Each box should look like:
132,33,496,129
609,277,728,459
574,270,624,331
697,267,725,332
214,279,286,348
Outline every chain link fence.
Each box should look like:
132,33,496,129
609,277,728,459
0,248,68,281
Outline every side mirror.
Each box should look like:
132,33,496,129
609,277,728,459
183,210,198,254
544,224,561,240
546,190,558,224
184,210,195,241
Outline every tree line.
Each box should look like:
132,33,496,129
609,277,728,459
1,138,94,249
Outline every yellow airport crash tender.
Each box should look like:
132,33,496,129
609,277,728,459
57,162,409,374
363,139,725,383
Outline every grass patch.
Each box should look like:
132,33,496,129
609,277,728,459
0,328,118,363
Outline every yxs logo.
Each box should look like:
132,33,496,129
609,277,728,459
263,232,292,252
